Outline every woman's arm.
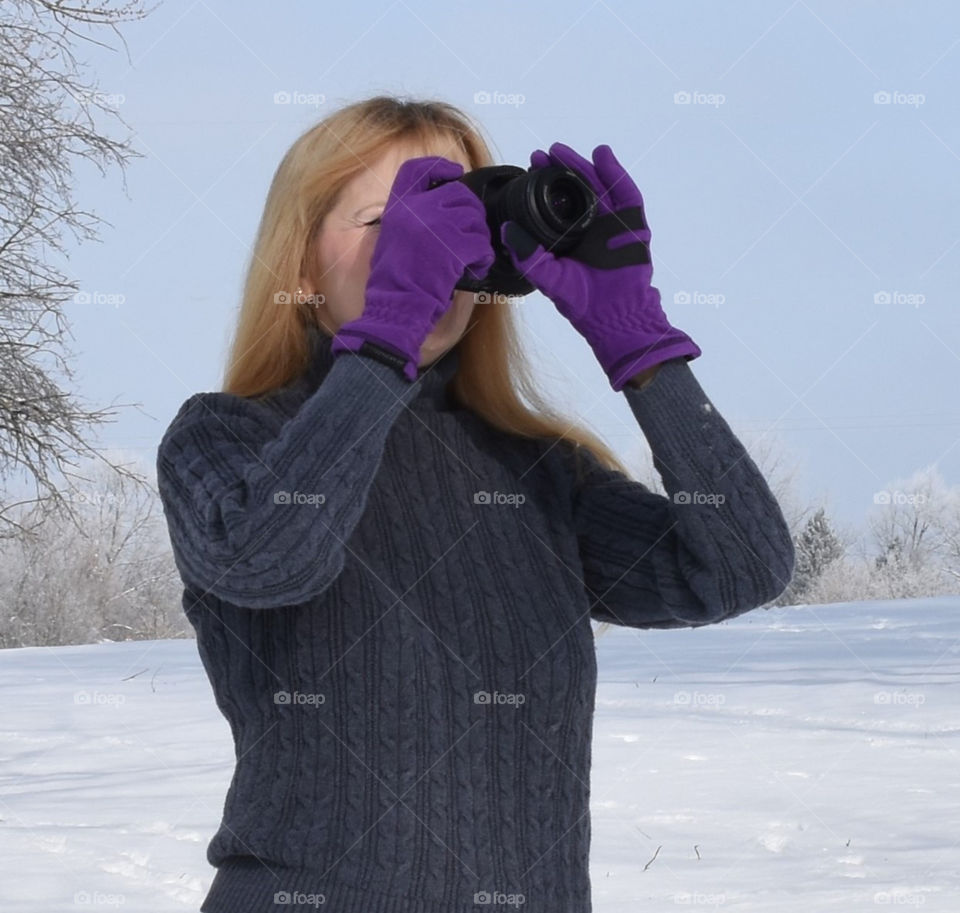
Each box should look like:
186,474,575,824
156,353,418,610
566,357,795,629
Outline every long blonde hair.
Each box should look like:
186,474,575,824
222,94,632,481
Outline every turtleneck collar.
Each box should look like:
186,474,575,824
299,321,461,410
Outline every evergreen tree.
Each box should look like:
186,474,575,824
781,507,845,603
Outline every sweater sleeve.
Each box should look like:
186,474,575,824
566,357,795,629
156,353,419,610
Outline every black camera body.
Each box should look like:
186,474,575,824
433,164,598,297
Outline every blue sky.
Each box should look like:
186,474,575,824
55,0,959,534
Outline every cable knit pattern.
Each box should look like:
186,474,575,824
156,321,794,913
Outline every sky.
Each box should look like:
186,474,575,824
50,0,960,536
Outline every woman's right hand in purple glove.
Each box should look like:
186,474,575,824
500,143,701,392
330,155,495,381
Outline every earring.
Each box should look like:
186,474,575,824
296,287,303,297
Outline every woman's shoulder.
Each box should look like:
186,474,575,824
159,388,292,457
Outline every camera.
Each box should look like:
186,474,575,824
432,163,598,297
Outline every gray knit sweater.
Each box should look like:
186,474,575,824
156,321,794,913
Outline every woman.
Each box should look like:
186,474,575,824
156,95,795,913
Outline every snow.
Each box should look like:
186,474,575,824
2,595,958,911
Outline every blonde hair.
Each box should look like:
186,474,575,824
222,94,632,482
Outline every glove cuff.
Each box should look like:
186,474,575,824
594,333,702,391
331,325,419,381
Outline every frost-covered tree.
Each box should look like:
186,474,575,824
0,456,187,647
869,465,954,596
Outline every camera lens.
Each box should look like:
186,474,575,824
522,167,595,250
450,162,598,295
546,177,585,223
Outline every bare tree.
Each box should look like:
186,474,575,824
0,0,157,538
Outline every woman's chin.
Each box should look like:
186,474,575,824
419,337,449,365
420,324,463,364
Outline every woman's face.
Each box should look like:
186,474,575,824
302,137,479,368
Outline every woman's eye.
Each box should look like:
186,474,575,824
364,217,382,227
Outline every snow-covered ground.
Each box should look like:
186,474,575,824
2,596,958,912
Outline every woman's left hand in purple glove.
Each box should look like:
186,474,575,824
500,142,701,391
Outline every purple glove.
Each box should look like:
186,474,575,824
499,142,701,391
331,155,495,381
